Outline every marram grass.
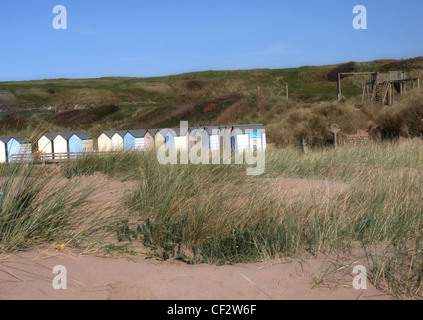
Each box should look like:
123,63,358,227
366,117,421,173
1,140,422,298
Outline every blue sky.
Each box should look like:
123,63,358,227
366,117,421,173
0,0,422,81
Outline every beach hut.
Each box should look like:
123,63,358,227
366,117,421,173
153,128,175,150
0,137,11,163
144,130,156,151
69,132,93,154
243,123,266,151
230,124,266,152
38,133,57,154
171,127,189,152
230,127,249,153
189,126,210,152
7,137,32,163
111,131,127,151
53,133,73,158
97,131,116,152
205,126,227,152
124,130,147,151
150,129,166,149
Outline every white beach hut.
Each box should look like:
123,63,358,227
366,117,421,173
171,127,189,152
150,129,166,149
38,133,58,154
111,131,127,151
189,126,210,152
204,126,226,152
0,137,11,163
53,133,73,159
97,131,116,152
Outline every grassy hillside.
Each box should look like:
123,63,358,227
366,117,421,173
0,57,422,144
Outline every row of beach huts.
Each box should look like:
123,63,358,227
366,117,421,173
0,124,266,163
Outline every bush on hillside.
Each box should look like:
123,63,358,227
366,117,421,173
184,80,206,90
0,113,27,132
327,62,356,82
53,104,119,127
377,90,423,139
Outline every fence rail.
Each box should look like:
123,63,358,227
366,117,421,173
9,151,121,164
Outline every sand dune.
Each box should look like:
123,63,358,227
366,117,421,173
0,247,392,300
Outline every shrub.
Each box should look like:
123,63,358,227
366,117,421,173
184,80,206,90
0,113,27,132
377,90,423,139
327,62,356,82
52,104,119,127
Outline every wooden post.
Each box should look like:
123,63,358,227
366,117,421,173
286,85,289,100
301,137,309,154
337,73,342,101
367,83,370,100
391,82,394,104
362,82,366,101
330,124,341,148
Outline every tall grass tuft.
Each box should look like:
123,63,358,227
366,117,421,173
0,161,118,252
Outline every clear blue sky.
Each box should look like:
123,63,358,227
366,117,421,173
0,0,422,81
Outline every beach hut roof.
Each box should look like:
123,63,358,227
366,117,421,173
57,132,74,140
0,136,11,144
127,130,147,138
230,123,264,133
10,136,31,144
231,123,264,130
72,132,92,140
113,130,128,138
42,133,58,141
204,126,222,135
101,130,116,139
169,128,189,136
154,128,171,136
147,129,160,136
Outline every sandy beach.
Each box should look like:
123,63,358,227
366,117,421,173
0,246,393,300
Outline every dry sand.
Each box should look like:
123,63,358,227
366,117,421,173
0,246,393,300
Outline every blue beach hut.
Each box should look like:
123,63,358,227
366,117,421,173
7,137,32,163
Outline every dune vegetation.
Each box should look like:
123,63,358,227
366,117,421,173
1,139,421,298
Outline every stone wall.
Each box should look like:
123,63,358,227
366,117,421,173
341,130,378,146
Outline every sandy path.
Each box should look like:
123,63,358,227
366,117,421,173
0,247,392,300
